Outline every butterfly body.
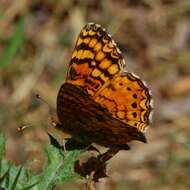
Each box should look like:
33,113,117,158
56,23,153,150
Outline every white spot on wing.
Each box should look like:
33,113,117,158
130,72,140,79
95,24,101,28
88,22,94,25
149,110,154,123
143,125,149,133
85,23,126,68
150,97,154,108
111,40,116,46
116,47,121,54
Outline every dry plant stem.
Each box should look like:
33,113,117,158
85,179,96,190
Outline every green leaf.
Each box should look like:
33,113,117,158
57,150,82,182
0,17,25,68
0,160,11,188
20,181,39,190
0,160,39,190
0,165,10,186
37,135,85,190
38,144,65,190
0,132,86,190
19,171,39,190
0,133,5,160
10,167,22,190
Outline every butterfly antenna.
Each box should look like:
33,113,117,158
35,94,49,105
17,125,32,134
17,125,31,132
35,94,55,112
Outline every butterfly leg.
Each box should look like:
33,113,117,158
97,144,130,163
97,147,120,163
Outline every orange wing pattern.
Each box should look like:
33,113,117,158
66,23,153,133
66,23,124,96
57,82,147,147
94,72,152,132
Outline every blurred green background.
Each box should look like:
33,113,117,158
0,0,190,190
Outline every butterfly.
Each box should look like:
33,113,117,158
56,23,153,151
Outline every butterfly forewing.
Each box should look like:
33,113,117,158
66,23,125,96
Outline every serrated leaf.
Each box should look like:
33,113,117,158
0,132,86,190
37,134,86,189
0,17,25,68
38,144,65,190
57,150,82,182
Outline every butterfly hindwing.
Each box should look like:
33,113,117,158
57,83,147,146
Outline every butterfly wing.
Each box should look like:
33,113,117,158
59,23,152,138
65,23,153,132
57,83,147,146
94,72,153,132
66,23,124,96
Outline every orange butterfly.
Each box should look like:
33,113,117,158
56,23,153,151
